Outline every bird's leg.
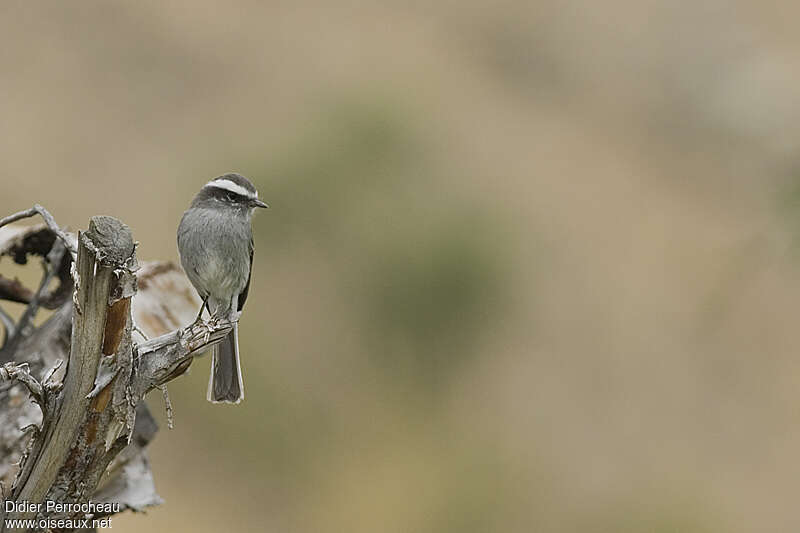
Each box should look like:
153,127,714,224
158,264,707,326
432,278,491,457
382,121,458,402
193,297,214,344
193,297,209,325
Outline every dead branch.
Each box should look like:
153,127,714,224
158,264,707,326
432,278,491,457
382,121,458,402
0,276,34,306
1,241,67,359
0,363,43,406
0,205,77,260
0,223,74,353
135,319,232,393
0,306,14,345
0,211,230,532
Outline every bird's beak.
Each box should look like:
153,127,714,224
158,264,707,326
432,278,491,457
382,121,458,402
251,199,269,209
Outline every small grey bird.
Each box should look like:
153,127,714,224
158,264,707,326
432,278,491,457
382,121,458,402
177,173,267,403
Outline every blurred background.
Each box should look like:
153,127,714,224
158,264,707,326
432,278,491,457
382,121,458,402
2,1,800,531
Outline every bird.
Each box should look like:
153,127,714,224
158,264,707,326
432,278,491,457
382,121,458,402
177,173,268,403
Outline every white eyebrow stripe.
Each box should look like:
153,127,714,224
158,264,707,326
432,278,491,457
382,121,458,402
204,179,257,198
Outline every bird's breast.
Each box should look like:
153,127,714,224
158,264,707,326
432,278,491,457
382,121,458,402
178,208,252,298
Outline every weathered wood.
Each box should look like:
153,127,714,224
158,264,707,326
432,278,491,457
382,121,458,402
0,212,238,532
136,319,233,393
0,224,74,364
7,217,135,523
0,302,71,493
0,205,77,260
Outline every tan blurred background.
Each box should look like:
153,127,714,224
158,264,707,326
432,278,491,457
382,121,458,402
2,1,800,531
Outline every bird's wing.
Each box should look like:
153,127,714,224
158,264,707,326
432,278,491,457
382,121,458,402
237,237,254,312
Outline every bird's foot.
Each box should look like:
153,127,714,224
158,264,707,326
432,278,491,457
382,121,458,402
201,313,221,344
207,313,222,330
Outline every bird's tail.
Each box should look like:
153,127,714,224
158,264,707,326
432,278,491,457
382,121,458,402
207,322,244,404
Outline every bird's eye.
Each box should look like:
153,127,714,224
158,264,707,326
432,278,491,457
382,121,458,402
225,192,237,202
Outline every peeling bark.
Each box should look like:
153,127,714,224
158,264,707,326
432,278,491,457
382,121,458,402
0,209,231,532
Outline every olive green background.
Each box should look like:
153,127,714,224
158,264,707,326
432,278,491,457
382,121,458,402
2,2,800,532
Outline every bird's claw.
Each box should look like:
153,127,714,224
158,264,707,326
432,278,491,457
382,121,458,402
201,314,221,344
